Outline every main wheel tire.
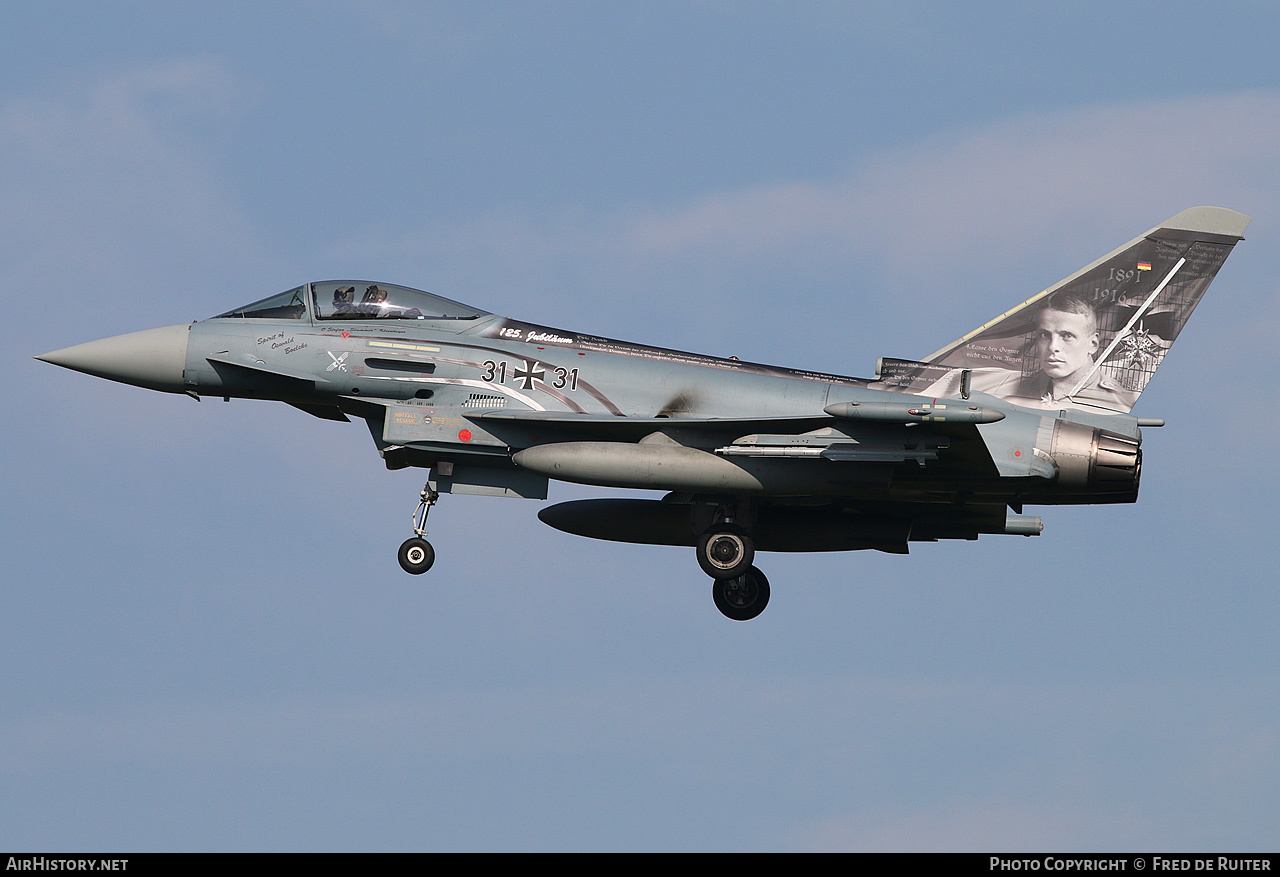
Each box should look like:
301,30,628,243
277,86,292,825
398,537,435,574
696,523,754,580
712,566,770,621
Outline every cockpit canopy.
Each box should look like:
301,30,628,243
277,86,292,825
311,281,487,321
213,281,490,322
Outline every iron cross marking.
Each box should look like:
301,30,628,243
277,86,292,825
512,359,545,390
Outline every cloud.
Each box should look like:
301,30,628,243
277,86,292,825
611,91,1280,272
570,95,1277,263
342,91,1280,363
4,57,241,153
0,57,260,329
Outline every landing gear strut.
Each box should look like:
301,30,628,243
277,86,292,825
398,484,439,574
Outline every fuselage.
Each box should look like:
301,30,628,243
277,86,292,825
30,277,1149,605
35,280,1140,513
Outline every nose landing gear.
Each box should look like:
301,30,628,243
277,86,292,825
397,484,439,575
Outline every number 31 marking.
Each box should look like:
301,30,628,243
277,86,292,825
481,360,506,383
483,361,579,391
552,366,579,390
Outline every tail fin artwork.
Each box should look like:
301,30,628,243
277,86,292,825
875,207,1250,414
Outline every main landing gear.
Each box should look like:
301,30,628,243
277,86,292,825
696,523,754,580
397,484,439,575
696,513,770,621
711,566,770,621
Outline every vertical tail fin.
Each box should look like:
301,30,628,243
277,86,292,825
903,207,1250,413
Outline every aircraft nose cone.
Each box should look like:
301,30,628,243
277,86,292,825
36,324,190,394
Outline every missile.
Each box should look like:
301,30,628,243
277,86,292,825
824,400,1004,423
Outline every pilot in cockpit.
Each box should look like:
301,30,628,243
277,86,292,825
331,286,356,317
360,285,389,316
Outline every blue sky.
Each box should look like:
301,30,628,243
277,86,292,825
3,1,1278,851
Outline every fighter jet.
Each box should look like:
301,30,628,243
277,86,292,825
37,207,1249,620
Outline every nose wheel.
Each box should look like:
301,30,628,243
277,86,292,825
398,537,435,574
398,484,440,575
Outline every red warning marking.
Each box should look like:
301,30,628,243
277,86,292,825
459,429,472,442
341,332,350,338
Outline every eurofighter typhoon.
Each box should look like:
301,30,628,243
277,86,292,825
37,207,1249,619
